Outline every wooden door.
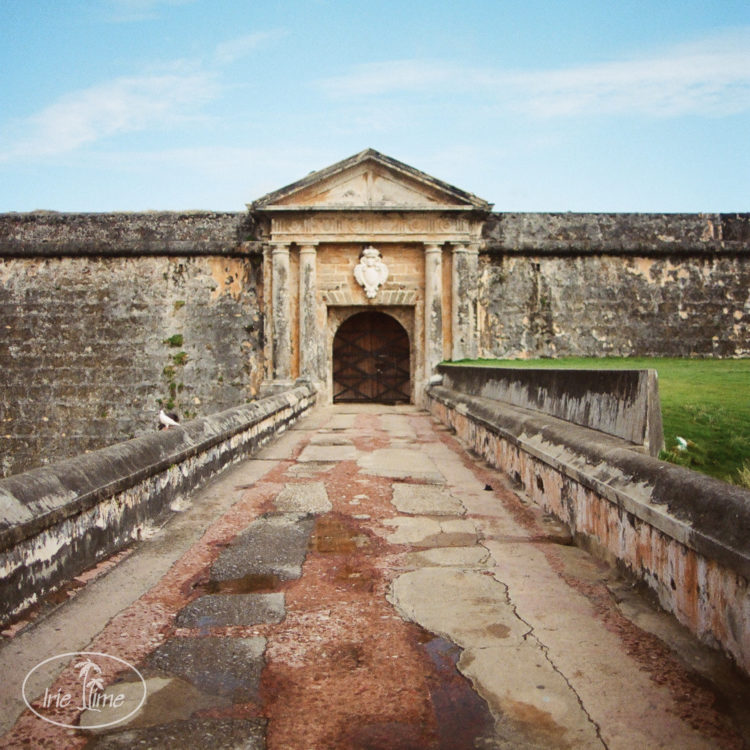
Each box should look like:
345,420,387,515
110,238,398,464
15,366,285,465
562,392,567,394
333,312,410,403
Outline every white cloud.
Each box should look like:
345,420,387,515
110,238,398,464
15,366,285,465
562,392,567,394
0,21,287,163
0,71,216,161
514,42,750,118
66,145,328,208
105,0,196,23
214,30,288,64
317,27,750,119
318,60,462,98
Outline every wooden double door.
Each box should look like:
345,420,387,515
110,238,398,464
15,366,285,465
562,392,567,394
333,312,410,403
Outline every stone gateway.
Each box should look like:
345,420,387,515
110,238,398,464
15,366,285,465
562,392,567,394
249,149,492,405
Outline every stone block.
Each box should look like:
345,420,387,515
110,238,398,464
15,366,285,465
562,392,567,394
147,636,266,701
176,593,285,628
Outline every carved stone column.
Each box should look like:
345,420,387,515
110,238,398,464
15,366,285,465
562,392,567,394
298,243,318,379
271,242,292,381
424,243,443,376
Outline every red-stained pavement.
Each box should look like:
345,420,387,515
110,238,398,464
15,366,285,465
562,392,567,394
2,405,748,749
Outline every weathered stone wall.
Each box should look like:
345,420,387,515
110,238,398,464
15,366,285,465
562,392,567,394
479,213,750,359
0,384,316,626
0,211,259,256
438,364,663,455
427,376,750,675
1,210,749,477
482,212,750,253
0,213,264,478
478,254,750,359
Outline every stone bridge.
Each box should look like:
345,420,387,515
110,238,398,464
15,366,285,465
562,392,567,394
1,390,749,749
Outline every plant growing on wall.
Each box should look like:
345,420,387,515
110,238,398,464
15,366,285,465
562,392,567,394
163,334,183,348
158,333,190,415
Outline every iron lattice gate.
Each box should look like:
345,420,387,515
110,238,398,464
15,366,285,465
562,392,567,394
333,312,410,403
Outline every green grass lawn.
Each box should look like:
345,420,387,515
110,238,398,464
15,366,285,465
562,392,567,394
450,358,750,485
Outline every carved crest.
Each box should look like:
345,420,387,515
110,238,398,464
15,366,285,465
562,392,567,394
354,246,389,299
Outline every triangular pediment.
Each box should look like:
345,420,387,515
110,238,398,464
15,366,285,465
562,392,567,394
250,149,491,212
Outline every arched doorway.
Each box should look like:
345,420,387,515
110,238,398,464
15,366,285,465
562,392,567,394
333,312,410,403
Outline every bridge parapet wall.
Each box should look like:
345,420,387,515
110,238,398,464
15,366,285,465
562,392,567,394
438,364,664,455
427,371,750,675
0,384,316,626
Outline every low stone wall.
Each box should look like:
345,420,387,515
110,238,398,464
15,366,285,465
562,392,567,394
438,364,663,455
427,374,750,675
0,385,316,626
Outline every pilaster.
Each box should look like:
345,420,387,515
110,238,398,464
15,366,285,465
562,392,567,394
466,244,479,360
451,243,478,360
424,243,444,377
271,242,292,381
298,243,319,379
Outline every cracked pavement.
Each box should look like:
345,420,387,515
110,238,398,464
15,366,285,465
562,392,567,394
2,405,748,749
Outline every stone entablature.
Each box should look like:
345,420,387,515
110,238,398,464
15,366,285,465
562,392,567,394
266,211,480,245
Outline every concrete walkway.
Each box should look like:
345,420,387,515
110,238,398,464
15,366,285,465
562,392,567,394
2,405,749,749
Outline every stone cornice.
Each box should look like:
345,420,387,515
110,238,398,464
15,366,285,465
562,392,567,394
267,210,483,245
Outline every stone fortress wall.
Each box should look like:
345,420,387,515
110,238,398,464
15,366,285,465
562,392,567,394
479,213,750,359
1,209,749,478
0,212,266,477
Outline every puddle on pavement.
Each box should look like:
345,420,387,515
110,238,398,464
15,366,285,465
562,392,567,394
419,631,497,748
196,573,283,595
333,562,377,592
345,721,431,749
310,517,368,554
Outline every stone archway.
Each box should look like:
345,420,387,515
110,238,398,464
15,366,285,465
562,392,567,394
332,311,410,403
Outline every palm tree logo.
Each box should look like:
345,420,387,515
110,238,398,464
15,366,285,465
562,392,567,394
74,657,104,711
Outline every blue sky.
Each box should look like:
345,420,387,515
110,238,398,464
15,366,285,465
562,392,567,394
1,0,749,212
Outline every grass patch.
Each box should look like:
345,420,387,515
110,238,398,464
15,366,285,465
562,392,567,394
449,357,750,483
735,461,750,490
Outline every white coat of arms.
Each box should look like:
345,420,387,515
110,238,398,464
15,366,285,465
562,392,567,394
354,246,389,299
